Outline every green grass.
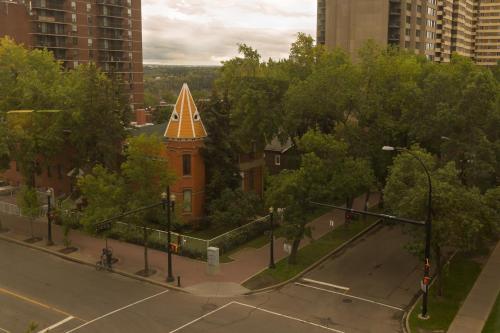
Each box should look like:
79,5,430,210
242,217,377,290
483,292,500,333
409,254,483,332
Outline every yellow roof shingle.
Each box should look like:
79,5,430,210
164,83,207,140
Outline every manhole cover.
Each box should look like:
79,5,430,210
342,298,353,303
202,303,218,311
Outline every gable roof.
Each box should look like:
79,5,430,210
164,83,207,140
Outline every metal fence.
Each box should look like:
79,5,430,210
112,222,209,260
0,201,21,216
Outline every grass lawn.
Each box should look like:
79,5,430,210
409,254,483,332
242,216,378,290
483,292,500,333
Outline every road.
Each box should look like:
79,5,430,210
0,224,421,333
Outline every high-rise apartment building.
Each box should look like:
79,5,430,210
318,0,500,66
0,0,144,108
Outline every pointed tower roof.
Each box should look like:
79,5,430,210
164,83,207,140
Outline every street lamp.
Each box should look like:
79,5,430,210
383,146,432,319
269,207,275,269
46,188,54,246
162,188,176,283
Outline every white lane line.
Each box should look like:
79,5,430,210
64,290,168,333
302,278,350,292
37,316,74,333
168,301,235,333
232,301,345,333
0,327,11,333
295,283,404,312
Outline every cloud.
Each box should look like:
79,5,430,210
142,0,316,65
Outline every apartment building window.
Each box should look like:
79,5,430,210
182,154,191,176
71,1,76,11
72,37,77,46
406,3,412,11
406,16,411,24
88,38,93,47
416,30,421,37
127,8,131,16
86,3,91,12
72,14,77,23
73,61,78,68
183,189,192,213
40,0,46,8
72,24,77,32
417,17,422,25
405,41,410,48
406,28,411,36
417,5,422,13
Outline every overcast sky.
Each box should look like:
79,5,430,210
142,0,317,66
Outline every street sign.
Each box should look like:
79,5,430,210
95,221,112,232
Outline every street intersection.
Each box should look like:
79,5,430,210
0,224,421,333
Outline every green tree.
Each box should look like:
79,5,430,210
0,37,63,113
208,189,261,228
266,130,374,264
17,186,41,240
7,110,64,187
62,63,129,171
384,147,492,295
199,91,241,206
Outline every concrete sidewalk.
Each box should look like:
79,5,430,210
0,192,379,292
447,241,500,333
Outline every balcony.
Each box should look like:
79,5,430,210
95,0,129,8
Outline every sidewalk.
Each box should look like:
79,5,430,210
447,241,500,333
0,192,379,291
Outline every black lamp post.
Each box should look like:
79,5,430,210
383,146,432,319
269,207,275,269
46,188,54,246
162,187,176,283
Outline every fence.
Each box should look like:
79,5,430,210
0,200,46,218
111,222,209,260
207,215,272,256
108,214,274,261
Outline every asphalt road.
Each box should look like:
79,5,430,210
0,224,421,333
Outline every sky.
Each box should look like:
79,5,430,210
142,0,317,66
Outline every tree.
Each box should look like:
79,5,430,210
0,37,63,113
7,110,64,187
62,64,129,171
383,146,492,295
199,91,241,207
266,129,374,264
0,121,9,170
79,135,175,276
17,186,41,240
208,189,261,228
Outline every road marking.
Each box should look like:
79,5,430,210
64,290,168,333
232,301,345,332
37,316,74,333
0,327,11,333
168,301,344,333
295,283,405,312
301,278,350,292
168,301,235,333
0,287,83,321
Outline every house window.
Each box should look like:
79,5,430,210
274,155,281,166
182,154,191,176
183,189,192,213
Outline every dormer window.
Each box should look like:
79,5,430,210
171,111,179,121
193,111,200,121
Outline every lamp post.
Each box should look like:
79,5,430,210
383,146,432,319
269,207,275,269
162,187,176,283
46,188,54,246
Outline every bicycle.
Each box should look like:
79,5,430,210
96,247,113,271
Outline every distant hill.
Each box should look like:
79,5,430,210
144,65,219,107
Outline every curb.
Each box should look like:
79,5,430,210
243,219,383,295
0,234,186,293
